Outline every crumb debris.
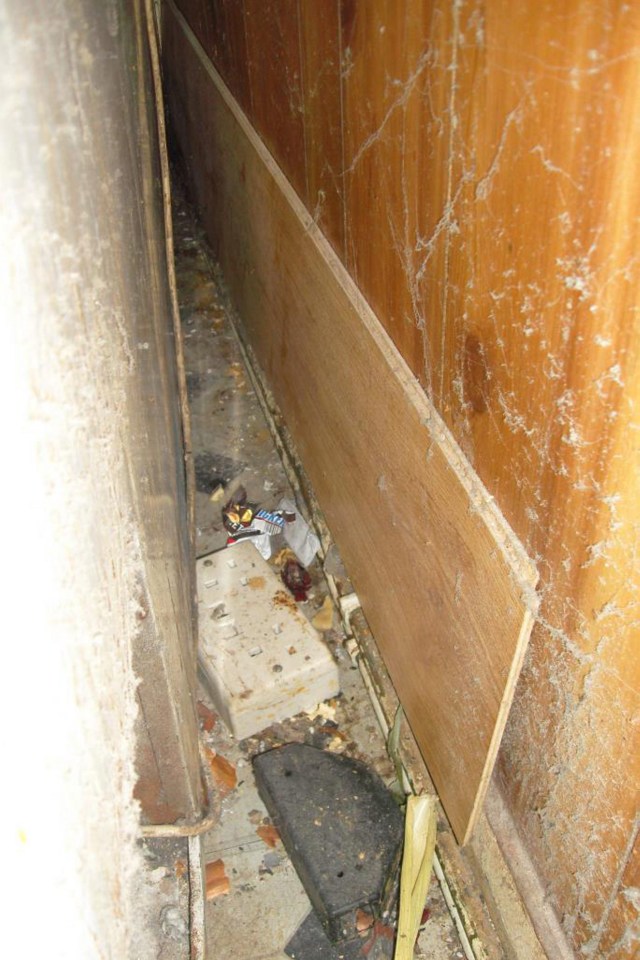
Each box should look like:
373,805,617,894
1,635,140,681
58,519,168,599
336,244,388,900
312,595,334,631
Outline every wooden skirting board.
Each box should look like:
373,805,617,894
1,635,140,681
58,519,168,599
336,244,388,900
163,0,539,844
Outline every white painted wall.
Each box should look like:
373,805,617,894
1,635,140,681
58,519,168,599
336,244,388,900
0,2,195,955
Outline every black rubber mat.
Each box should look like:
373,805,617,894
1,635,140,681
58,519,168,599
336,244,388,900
253,743,403,942
284,909,366,960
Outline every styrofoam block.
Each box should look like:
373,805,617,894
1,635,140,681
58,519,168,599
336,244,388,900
197,542,340,739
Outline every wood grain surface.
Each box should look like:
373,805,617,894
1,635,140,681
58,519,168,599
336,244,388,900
244,0,307,202
299,0,345,256
164,2,640,953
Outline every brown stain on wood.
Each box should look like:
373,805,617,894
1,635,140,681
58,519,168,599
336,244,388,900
463,334,490,415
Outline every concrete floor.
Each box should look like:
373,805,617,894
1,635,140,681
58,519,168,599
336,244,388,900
172,184,466,960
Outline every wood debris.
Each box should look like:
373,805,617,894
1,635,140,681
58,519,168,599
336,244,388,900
205,747,237,794
197,701,217,732
256,822,281,848
311,595,334,631
205,858,230,900
272,547,298,568
312,700,337,722
209,483,225,502
316,724,346,740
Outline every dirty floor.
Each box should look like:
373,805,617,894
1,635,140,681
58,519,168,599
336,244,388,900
172,183,466,960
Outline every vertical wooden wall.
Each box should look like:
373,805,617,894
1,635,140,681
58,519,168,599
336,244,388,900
166,1,640,955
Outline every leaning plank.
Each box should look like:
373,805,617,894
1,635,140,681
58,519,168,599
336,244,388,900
394,796,438,960
162,0,538,843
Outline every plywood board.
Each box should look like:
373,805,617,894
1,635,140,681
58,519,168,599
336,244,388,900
163,1,538,843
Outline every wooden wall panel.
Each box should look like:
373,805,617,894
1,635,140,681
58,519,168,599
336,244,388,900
597,831,640,960
174,0,252,112
163,1,640,954
437,3,640,950
171,0,214,52
299,0,345,256
243,0,307,202
207,0,252,114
